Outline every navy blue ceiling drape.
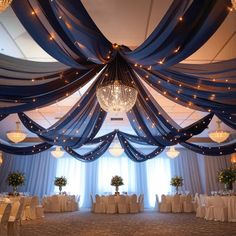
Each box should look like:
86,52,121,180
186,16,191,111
0,0,235,160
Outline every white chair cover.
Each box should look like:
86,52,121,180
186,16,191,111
90,194,95,212
228,196,236,222
43,195,60,212
117,195,128,214
159,195,171,213
129,194,139,213
8,198,25,236
0,203,11,236
94,195,106,213
138,194,144,212
155,194,159,212
183,195,193,213
34,196,44,218
195,195,205,218
106,195,117,214
204,197,214,221
213,196,228,222
172,194,182,213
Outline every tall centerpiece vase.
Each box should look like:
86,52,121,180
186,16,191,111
175,186,179,195
115,186,119,195
13,186,18,196
224,182,233,191
59,186,62,194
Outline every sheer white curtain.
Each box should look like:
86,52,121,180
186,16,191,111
145,156,172,207
97,155,136,194
55,155,86,205
0,148,233,209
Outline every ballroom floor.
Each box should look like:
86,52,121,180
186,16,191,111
20,210,236,236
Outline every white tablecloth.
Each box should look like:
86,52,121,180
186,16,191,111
42,195,78,212
206,196,236,222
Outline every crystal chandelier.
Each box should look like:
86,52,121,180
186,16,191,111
109,143,124,157
51,146,64,158
166,146,180,159
6,121,27,143
208,120,230,143
0,0,13,12
96,79,138,113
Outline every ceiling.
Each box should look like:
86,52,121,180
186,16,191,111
0,0,235,144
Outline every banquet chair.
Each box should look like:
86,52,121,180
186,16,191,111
34,196,44,218
90,194,95,212
159,195,171,213
213,196,228,222
117,195,128,214
66,195,78,212
24,196,37,220
183,195,193,213
9,201,20,220
155,194,159,212
172,194,182,213
75,195,80,211
195,195,205,218
129,194,139,213
192,193,199,212
8,198,25,236
0,203,11,236
204,197,214,221
138,194,144,212
106,195,117,214
44,195,60,212
21,197,32,220
94,195,106,213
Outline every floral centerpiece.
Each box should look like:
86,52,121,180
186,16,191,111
111,175,124,195
54,176,67,194
7,171,25,195
217,167,236,191
170,176,183,194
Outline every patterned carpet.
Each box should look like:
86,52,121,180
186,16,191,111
20,210,236,236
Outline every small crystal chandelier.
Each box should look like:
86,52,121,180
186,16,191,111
0,151,3,165
0,0,13,12
109,143,124,157
166,146,180,159
208,120,230,143
51,146,64,158
6,121,27,143
96,79,138,113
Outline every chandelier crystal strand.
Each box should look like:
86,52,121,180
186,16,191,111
96,80,138,113
0,0,13,12
6,121,27,143
208,120,230,143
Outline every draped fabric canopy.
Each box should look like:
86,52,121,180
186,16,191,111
0,0,235,161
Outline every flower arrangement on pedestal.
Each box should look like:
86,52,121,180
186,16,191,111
111,175,124,195
7,171,25,195
170,176,183,194
217,167,236,191
54,176,67,194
